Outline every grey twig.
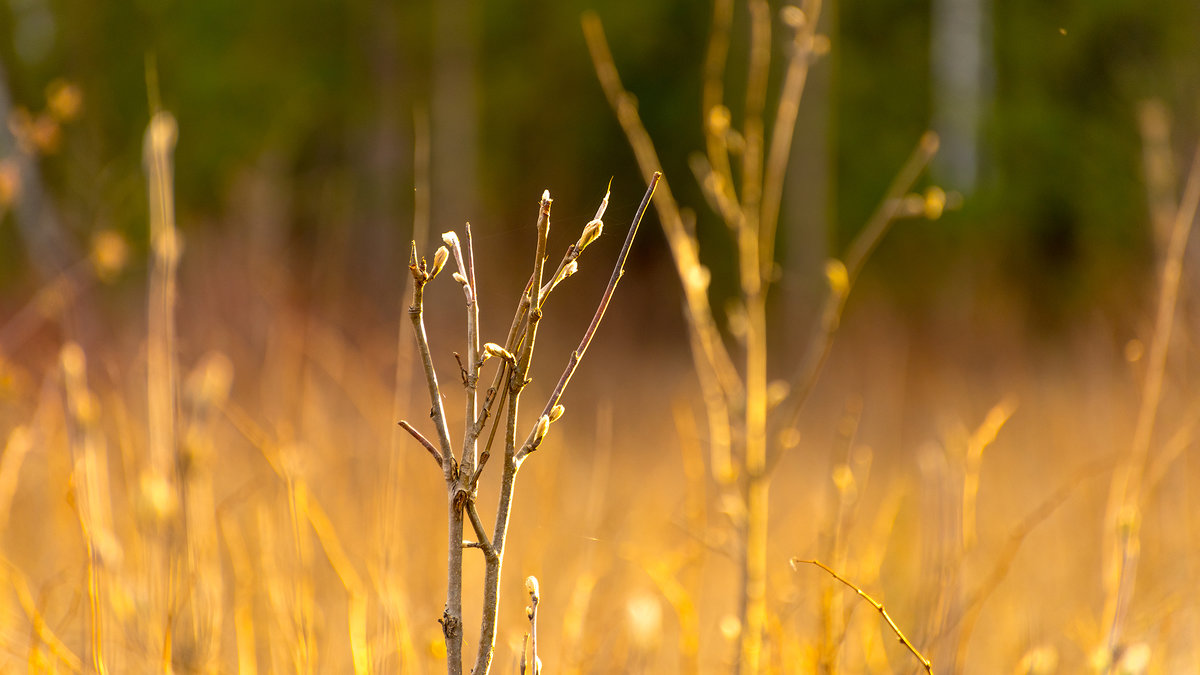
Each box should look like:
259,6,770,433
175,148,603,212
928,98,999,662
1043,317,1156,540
516,172,661,462
398,420,443,466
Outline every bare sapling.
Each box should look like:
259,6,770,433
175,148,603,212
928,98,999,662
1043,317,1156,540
585,1,942,670
399,174,660,674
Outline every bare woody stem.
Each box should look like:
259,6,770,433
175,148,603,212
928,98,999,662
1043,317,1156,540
770,131,940,453
471,191,552,675
455,224,483,482
472,179,658,675
516,172,661,461
403,242,464,673
406,242,457,469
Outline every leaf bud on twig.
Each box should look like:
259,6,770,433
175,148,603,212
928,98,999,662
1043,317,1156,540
533,414,551,445
550,261,579,290
442,231,460,248
525,575,540,601
452,272,469,287
430,245,449,279
549,404,565,423
825,259,849,299
576,219,604,252
483,342,515,363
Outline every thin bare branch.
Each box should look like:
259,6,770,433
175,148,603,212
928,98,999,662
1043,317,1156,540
465,501,493,554
701,0,736,214
770,131,939,450
949,455,1113,668
472,191,553,675
398,420,443,467
584,12,744,407
741,0,771,227
407,242,455,468
1103,138,1200,656
761,0,824,276
516,173,661,462
794,558,933,674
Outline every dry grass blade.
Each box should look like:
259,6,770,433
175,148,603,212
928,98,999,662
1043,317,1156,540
793,558,933,674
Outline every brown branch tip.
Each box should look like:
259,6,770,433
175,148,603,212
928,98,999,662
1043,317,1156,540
792,558,933,674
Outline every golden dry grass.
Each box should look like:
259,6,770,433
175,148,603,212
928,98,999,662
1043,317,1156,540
1,217,1198,673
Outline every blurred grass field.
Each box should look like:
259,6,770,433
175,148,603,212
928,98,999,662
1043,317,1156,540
1,200,1197,672
3,1,1200,672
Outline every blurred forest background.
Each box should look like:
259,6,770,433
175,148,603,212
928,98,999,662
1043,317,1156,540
3,0,1198,325
3,0,1200,672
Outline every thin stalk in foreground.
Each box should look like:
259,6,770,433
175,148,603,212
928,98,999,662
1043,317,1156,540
404,244,462,672
472,175,659,675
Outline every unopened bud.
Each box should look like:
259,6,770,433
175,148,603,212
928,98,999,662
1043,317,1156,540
533,415,551,444
452,272,468,287
825,259,849,298
551,261,579,290
431,246,449,278
577,219,604,252
708,105,731,135
684,264,711,293
483,343,515,362
442,231,460,248
781,6,806,29
549,404,565,423
525,575,540,601
924,186,947,220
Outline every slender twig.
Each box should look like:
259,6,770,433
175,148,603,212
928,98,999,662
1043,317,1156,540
407,242,456,468
472,191,554,675
761,1,823,274
740,0,770,229
406,240,463,673
465,501,493,553
948,455,1114,668
522,576,541,675
793,558,933,674
770,131,939,451
584,12,744,407
701,0,734,202
516,172,661,462
1103,138,1200,661
397,420,443,466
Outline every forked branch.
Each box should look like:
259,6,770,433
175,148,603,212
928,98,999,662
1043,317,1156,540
516,172,661,461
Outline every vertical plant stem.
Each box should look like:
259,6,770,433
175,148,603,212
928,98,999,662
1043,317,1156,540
772,132,939,444
1102,141,1200,659
740,295,769,674
472,192,552,675
143,109,181,663
736,8,770,664
406,247,462,673
583,13,743,404
702,0,735,198
761,0,823,273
